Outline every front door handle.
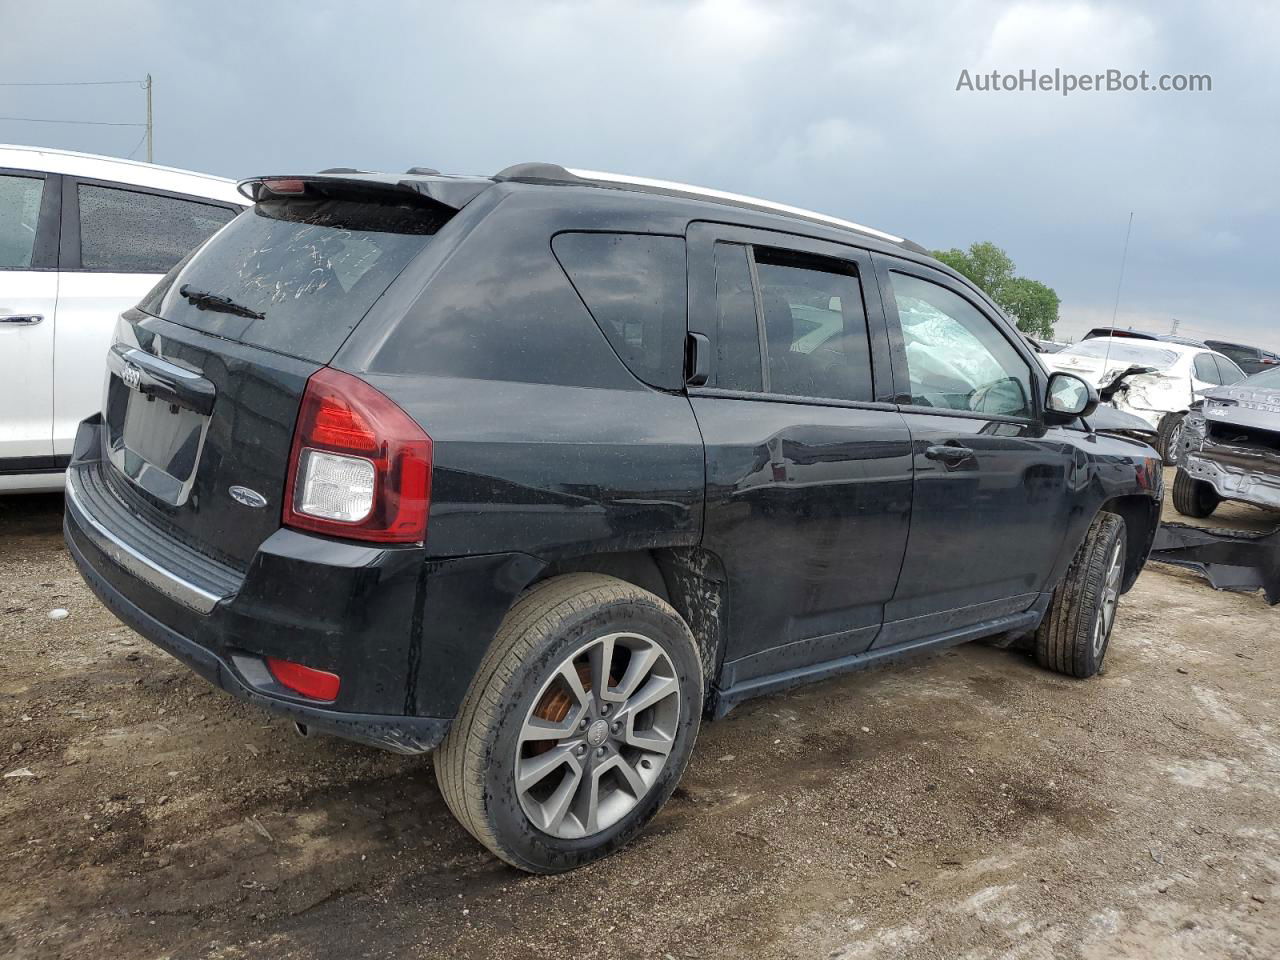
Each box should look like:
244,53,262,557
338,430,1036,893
0,313,44,326
925,444,975,463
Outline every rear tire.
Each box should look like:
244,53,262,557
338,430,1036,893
1036,512,1127,679
1172,468,1220,518
435,574,702,874
1157,412,1186,466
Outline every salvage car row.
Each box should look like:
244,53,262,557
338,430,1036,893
1041,335,1248,464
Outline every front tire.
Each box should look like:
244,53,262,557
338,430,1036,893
435,574,703,874
1036,512,1127,679
1172,468,1220,518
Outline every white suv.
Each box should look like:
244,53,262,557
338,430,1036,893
0,145,244,492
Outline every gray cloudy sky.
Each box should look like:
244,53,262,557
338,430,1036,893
3,0,1276,347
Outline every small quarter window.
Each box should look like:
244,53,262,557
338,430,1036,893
1213,354,1246,385
553,232,687,390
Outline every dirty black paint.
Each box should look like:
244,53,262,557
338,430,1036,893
65,172,1166,752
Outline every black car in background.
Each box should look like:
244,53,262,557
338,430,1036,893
64,164,1163,872
1204,339,1280,376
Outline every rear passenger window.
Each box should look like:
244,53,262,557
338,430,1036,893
712,243,762,392
754,250,874,403
552,232,687,390
0,174,44,269
1193,353,1221,384
78,184,235,273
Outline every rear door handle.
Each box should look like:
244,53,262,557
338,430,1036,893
685,332,710,387
0,313,43,325
925,444,975,463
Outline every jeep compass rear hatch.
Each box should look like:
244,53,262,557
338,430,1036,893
94,177,460,570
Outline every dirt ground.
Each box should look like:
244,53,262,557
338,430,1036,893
1,473,1277,960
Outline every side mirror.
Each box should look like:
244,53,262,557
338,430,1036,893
1045,372,1098,423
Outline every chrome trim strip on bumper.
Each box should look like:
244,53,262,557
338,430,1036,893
65,469,227,614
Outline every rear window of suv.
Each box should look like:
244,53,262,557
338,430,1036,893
143,192,446,363
552,232,687,390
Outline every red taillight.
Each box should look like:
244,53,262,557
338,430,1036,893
262,177,308,195
266,657,341,702
283,368,432,544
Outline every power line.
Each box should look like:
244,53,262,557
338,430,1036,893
125,128,149,160
0,75,155,161
0,79,143,87
0,115,145,127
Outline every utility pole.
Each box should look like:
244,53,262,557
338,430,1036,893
144,74,153,163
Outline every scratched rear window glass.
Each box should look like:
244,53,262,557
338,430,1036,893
144,196,442,363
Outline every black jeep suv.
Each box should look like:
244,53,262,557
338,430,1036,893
64,164,1163,872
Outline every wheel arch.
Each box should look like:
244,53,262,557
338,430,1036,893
1100,493,1161,592
533,547,729,704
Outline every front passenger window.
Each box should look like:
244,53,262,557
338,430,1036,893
890,272,1033,418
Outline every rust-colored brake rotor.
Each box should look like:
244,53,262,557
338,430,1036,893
527,661,615,756
535,661,595,726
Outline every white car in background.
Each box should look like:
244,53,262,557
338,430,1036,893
0,145,244,493
1041,337,1247,464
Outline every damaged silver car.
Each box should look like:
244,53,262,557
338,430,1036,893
1043,338,1247,464
1174,365,1280,518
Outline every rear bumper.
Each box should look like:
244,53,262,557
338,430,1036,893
64,415,543,754
67,524,452,753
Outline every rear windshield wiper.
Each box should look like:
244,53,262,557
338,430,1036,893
178,284,265,321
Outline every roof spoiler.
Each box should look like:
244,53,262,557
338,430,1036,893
237,174,491,211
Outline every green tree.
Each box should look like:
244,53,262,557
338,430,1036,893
998,277,1060,341
930,241,1059,339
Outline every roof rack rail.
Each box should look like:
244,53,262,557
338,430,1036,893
317,167,366,174
567,167,905,245
405,166,441,175
490,162,913,247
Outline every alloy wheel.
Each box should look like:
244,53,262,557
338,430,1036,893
1093,539,1124,657
1168,420,1184,460
515,632,680,839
